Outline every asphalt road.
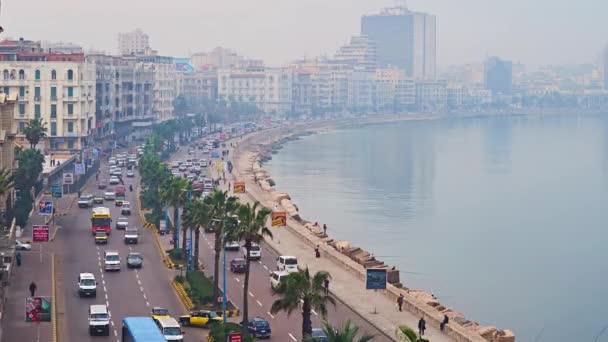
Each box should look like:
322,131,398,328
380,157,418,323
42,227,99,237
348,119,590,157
53,152,205,342
171,141,392,342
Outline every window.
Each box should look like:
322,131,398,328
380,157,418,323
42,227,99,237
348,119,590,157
3,70,8,80
19,86,25,97
67,139,74,149
67,87,73,97
19,121,25,132
18,103,25,115
67,104,74,115
67,122,74,133
35,70,40,80
18,69,25,80
67,69,74,80
50,122,56,136
51,87,57,99
3,87,8,94
34,87,41,98
51,104,57,118
51,70,57,80
34,104,41,118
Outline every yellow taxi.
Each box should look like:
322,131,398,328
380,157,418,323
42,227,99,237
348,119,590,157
151,307,170,322
178,310,222,327
94,232,108,244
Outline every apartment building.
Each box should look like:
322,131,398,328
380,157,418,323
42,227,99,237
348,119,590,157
175,70,218,101
374,67,415,111
415,79,447,112
131,54,175,122
117,29,151,56
0,93,16,213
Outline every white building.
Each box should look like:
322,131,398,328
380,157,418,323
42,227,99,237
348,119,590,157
118,29,151,56
334,36,377,72
217,67,292,115
415,80,447,112
191,47,263,70
348,68,374,111
131,55,176,122
373,67,415,111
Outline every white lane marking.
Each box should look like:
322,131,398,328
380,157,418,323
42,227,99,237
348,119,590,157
143,293,147,300
108,310,111,318
137,279,142,286
100,272,104,279
146,301,150,307
257,260,262,264
235,278,240,282
311,309,318,316
102,280,106,286
267,312,275,319
105,293,108,300
249,292,254,297
140,286,144,292
103,286,107,293
110,321,115,327
263,265,268,270
98,261,101,267
113,329,118,337
256,300,263,307
106,300,110,307
288,333,297,341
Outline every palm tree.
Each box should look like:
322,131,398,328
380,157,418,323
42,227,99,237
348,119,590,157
271,267,336,338
304,321,375,342
233,201,272,334
0,168,15,197
190,197,212,270
23,118,47,149
395,325,427,342
160,177,189,255
206,189,239,302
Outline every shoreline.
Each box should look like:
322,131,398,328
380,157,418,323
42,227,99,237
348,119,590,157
230,114,515,342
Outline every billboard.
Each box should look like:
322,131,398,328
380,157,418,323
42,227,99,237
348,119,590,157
38,201,53,216
62,172,74,185
74,163,85,175
25,296,52,322
32,225,50,242
173,57,194,73
271,211,287,227
233,181,245,194
366,268,387,290
50,184,62,199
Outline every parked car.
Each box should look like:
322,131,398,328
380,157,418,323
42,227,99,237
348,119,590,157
270,271,290,289
178,310,222,327
276,256,299,273
311,328,328,342
15,240,31,251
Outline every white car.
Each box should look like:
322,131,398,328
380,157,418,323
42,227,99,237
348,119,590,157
104,191,115,200
115,217,129,230
109,176,120,185
104,251,121,271
15,240,31,251
78,272,97,297
201,160,208,167
126,171,135,178
224,241,240,251
121,202,131,215
277,256,299,273
270,271,290,289
242,244,261,260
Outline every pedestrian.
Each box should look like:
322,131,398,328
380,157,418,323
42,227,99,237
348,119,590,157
418,316,426,337
15,252,21,266
397,294,404,312
77,190,81,198
440,314,449,331
323,278,329,295
95,173,98,181
323,224,327,235
315,245,320,258
29,281,37,297
228,182,231,191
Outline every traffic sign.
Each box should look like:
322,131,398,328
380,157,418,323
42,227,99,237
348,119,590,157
32,225,50,242
74,163,85,175
38,201,53,216
62,173,74,185
228,333,242,342
50,184,62,199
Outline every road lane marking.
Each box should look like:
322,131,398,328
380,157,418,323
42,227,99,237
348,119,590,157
288,333,297,341
256,300,263,307
110,321,114,327
113,329,117,337
143,293,147,300
140,286,144,292
263,265,268,270
104,286,107,292
106,300,110,307
267,312,275,319
105,293,108,300
249,292,254,297
235,278,240,282
146,301,150,307
311,309,318,316
137,279,142,286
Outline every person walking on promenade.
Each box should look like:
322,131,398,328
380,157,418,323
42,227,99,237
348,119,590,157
440,314,449,331
397,294,404,312
323,224,327,235
29,282,37,297
323,278,329,295
228,182,231,191
315,245,320,258
418,316,426,337
16,252,21,266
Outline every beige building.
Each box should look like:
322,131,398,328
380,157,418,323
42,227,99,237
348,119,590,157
374,68,415,111
117,28,151,56
191,47,263,70
0,93,16,213
175,71,217,101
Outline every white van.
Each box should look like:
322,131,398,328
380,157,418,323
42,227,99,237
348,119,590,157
88,304,110,336
270,270,290,289
155,317,184,341
104,251,121,271
276,256,298,273
78,273,97,297
242,243,261,260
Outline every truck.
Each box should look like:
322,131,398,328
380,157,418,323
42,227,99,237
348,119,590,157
91,207,111,235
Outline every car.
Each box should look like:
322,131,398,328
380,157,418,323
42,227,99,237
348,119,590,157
78,194,94,208
95,232,108,244
88,304,110,336
224,241,240,251
124,227,139,244
277,256,299,273
126,252,143,268
311,328,328,342
151,307,170,322
126,171,135,178
116,217,129,230
104,251,121,271
178,310,222,327
104,191,115,200
201,160,207,167
110,169,122,177
115,197,125,207
230,258,247,273
93,194,104,204
15,240,31,251
78,273,97,297
242,243,261,260
245,317,272,339
270,271,290,289
109,176,120,185
98,180,107,189
178,165,187,172
156,317,185,341
121,202,131,215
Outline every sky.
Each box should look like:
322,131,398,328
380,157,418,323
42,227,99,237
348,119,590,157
1,0,606,68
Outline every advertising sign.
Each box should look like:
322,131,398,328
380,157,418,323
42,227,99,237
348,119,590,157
32,225,50,242
38,201,53,216
74,163,85,175
50,184,62,199
228,333,243,342
366,268,387,290
173,57,194,73
62,172,74,185
25,297,52,322
159,220,167,235
271,211,287,227
233,181,245,194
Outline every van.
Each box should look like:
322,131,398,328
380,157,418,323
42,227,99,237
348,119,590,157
270,271,290,289
88,304,110,336
242,243,261,260
276,256,298,273
78,273,97,297
124,227,139,244
104,251,121,271
78,194,94,208
155,317,184,341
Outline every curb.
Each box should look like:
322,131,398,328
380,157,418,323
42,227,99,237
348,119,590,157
172,281,194,310
216,310,240,318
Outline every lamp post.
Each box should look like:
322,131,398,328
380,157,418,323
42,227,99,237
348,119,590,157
222,231,227,323
182,189,195,270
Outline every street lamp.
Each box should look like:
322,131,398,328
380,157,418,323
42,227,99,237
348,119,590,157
222,231,228,323
182,189,195,270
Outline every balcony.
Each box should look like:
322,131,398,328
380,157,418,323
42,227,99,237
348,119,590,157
50,96,58,102
63,96,78,102
34,96,41,102
63,132,78,137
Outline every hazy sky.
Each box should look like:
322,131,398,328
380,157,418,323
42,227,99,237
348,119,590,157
2,0,606,67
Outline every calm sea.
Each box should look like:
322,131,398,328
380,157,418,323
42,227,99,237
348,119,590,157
264,114,608,342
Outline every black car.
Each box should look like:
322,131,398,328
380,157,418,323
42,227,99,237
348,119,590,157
230,258,247,273
311,328,328,342
246,317,271,339
126,252,143,268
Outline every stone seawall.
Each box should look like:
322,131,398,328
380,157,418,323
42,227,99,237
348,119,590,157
231,117,515,342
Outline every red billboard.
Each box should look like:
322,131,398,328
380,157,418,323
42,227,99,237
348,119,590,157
32,225,50,242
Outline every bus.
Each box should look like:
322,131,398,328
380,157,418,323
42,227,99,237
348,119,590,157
121,317,165,342
91,207,112,235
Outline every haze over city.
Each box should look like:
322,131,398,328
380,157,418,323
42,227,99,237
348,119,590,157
2,0,606,66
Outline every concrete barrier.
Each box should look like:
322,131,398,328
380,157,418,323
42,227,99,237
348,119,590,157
172,281,194,310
